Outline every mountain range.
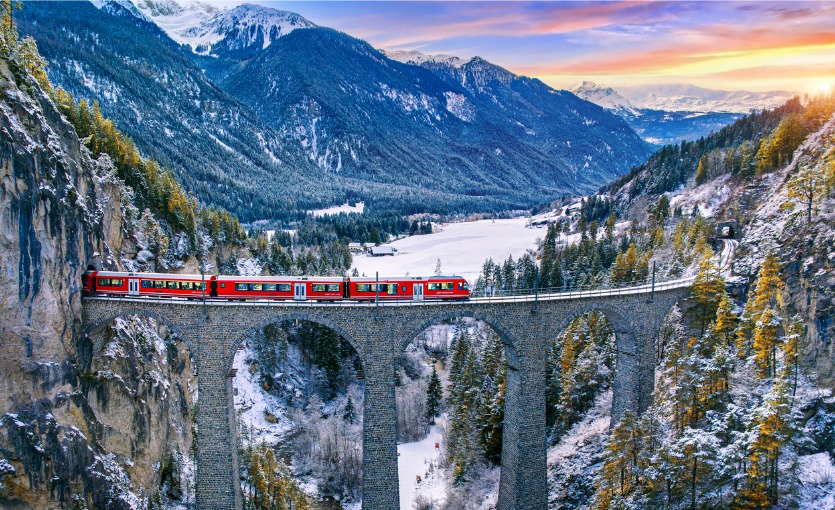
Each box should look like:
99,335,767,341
19,0,653,221
572,81,797,146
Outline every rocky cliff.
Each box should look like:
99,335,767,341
0,58,194,509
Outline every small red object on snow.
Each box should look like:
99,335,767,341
435,442,439,450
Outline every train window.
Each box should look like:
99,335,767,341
312,284,326,292
427,283,439,290
154,280,164,289
235,283,248,291
327,284,340,292
98,278,123,287
388,285,397,295
141,280,152,289
195,282,205,290
402,286,407,292
458,282,469,290
264,284,277,291
440,282,454,290
278,284,291,292
166,281,178,289
356,284,371,292
220,283,226,288
179,282,190,290
251,283,263,291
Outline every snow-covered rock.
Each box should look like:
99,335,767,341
384,49,466,69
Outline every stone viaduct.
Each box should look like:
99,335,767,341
81,279,691,510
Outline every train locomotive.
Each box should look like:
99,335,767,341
82,271,470,302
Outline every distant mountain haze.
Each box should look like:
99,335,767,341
572,80,798,146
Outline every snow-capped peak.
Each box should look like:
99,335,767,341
182,3,316,54
571,81,640,116
123,0,220,41
95,0,153,22
384,49,467,69
119,0,315,55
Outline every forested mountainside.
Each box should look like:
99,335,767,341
0,13,326,507
17,1,333,223
0,22,202,507
601,91,835,383
212,26,650,204
444,93,835,509
20,1,651,220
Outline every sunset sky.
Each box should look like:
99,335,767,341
257,1,835,94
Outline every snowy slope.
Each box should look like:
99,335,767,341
618,83,797,113
127,0,220,42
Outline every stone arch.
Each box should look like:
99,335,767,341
83,308,195,354
399,309,527,510
227,311,365,372
547,301,639,431
400,309,521,368
548,298,685,426
554,301,634,338
227,311,368,509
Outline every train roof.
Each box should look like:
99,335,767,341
92,271,208,280
349,275,465,281
215,275,344,282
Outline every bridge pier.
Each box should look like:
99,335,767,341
196,317,243,510
359,329,400,510
497,324,548,510
611,320,665,423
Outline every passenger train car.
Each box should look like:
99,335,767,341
82,271,470,301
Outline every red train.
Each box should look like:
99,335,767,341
82,271,470,302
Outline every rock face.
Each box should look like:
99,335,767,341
0,60,195,508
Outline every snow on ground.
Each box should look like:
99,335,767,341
351,218,543,283
797,452,835,509
232,347,292,444
667,173,733,218
399,416,448,509
311,202,365,217
548,390,612,509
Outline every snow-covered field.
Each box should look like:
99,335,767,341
311,202,365,217
351,218,544,283
398,416,448,509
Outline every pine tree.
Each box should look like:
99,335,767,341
594,410,643,509
786,163,833,224
690,253,725,336
712,292,738,347
343,395,356,424
736,253,786,374
735,378,794,508
695,155,709,185
425,365,442,424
